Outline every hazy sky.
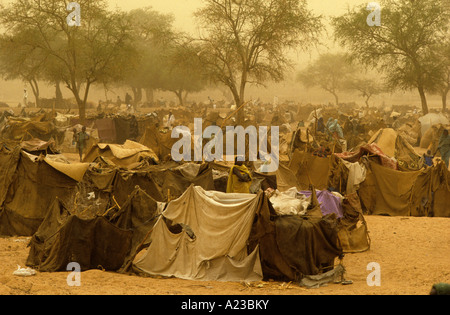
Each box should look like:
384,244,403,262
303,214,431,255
1,0,433,106
108,0,369,34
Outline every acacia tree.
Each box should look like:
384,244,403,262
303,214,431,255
0,0,135,120
0,29,49,107
161,40,207,106
332,0,450,115
194,0,322,124
123,7,176,105
297,53,356,106
430,41,450,112
346,76,384,108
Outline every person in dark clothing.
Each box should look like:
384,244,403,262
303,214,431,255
75,126,90,162
129,115,139,141
423,150,434,167
125,93,132,106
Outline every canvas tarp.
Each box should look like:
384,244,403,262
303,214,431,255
418,113,449,137
105,187,164,272
289,150,331,190
247,194,342,281
337,192,371,253
368,128,422,170
26,198,133,272
0,151,79,236
358,160,450,217
133,185,263,281
83,140,159,167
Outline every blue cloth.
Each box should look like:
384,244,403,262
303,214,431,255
423,154,433,167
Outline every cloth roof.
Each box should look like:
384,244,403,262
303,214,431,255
133,185,263,281
83,140,159,167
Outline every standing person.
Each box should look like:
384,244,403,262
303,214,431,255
129,115,139,141
125,93,132,107
75,126,90,162
438,129,450,168
23,88,28,108
226,157,252,193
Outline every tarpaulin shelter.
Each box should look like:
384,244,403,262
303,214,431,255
26,198,133,272
289,150,331,191
133,184,344,282
0,116,62,143
139,125,178,160
420,124,447,154
147,163,216,202
0,149,89,236
108,187,164,273
19,138,59,155
418,113,449,137
247,192,343,281
358,160,450,217
83,140,159,168
133,185,264,281
368,128,423,170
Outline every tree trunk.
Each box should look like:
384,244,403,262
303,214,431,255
442,88,449,113
131,87,142,109
29,79,40,108
417,85,429,115
145,88,154,104
175,90,184,106
333,92,339,106
55,81,63,108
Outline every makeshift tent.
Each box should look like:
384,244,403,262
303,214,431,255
133,185,264,281
358,160,450,217
420,124,447,153
336,192,371,253
418,113,449,137
83,140,159,168
0,150,88,236
289,150,331,190
139,125,178,160
26,198,133,272
19,138,58,155
108,187,164,273
0,117,62,143
368,128,423,170
248,193,342,281
156,163,216,201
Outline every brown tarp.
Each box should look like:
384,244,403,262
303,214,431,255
247,192,342,281
83,140,159,168
108,187,162,273
112,170,164,205
358,161,450,217
337,192,371,253
289,150,331,190
94,118,117,143
0,151,79,236
26,198,133,272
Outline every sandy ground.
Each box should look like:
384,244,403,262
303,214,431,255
0,215,449,296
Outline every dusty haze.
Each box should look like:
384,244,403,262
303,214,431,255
0,0,443,108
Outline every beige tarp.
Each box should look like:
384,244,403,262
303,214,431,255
369,128,422,170
44,157,89,182
133,185,263,281
83,140,159,167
